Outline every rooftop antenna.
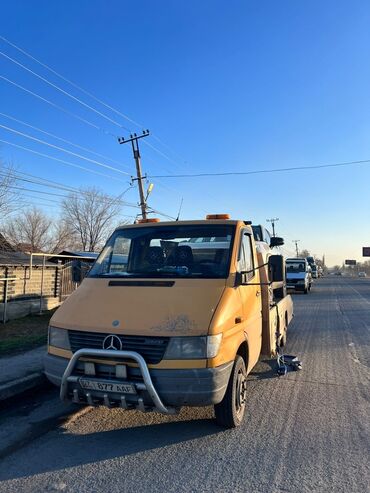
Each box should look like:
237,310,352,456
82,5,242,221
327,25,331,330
176,197,184,221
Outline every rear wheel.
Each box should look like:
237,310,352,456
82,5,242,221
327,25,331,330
214,355,247,428
280,321,287,347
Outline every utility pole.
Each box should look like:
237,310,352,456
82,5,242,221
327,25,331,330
292,240,300,257
118,130,150,219
266,217,279,237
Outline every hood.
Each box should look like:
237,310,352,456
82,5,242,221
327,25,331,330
51,277,226,337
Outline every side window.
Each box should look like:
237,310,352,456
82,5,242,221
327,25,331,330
238,232,255,280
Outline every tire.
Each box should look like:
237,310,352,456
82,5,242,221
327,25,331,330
214,355,247,428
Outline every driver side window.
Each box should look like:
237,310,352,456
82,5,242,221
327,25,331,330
238,232,255,281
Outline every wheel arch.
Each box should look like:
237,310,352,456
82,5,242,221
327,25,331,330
237,340,249,371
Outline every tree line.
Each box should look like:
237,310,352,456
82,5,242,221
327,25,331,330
0,164,127,253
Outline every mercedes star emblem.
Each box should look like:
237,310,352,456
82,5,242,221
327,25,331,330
102,334,123,351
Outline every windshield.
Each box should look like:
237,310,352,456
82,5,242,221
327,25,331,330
88,224,235,279
286,261,306,273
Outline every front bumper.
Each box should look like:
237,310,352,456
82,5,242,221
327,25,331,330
287,282,305,291
44,351,233,412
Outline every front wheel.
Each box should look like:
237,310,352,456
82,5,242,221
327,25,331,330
214,355,247,428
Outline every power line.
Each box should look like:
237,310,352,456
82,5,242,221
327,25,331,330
0,166,175,219
148,158,370,179
0,75,116,137
0,35,192,173
0,34,140,129
0,164,86,194
0,169,82,195
0,75,180,180
0,50,131,131
0,123,130,175
0,112,132,169
0,138,127,182
3,183,142,210
0,36,211,211
4,184,71,199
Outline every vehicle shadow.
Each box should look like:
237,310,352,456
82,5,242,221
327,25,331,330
249,358,277,381
0,415,225,481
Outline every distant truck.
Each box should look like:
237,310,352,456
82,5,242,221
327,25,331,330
306,256,319,279
286,257,312,294
44,215,293,428
310,264,318,279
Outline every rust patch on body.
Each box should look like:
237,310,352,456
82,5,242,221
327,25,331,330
151,314,197,334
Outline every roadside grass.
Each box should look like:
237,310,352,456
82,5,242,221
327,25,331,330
0,310,56,357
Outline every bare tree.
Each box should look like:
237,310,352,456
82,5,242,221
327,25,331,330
299,249,311,258
0,162,19,219
49,220,78,253
61,187,121,251
3,207,52,252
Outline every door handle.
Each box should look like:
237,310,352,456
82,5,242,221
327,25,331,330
235,316,243,324
256,291,260,297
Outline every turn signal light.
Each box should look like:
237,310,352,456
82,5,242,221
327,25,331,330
206,214,230,220
138,218,160,223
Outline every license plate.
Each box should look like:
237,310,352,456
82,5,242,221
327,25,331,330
79,378,137,394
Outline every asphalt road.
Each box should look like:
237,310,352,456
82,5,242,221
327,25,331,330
0,277,369,493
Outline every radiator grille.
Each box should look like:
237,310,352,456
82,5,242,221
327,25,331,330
68,330,169,364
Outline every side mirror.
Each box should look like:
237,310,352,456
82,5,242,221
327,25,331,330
268,255,285,282
269,255,287,299
270,236,284,248
235,271,243,287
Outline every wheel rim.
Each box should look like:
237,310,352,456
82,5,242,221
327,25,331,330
235,368,247,417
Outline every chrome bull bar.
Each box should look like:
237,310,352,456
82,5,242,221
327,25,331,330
60,348,177,415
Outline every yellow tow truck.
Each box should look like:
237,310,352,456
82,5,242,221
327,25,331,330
45,215,293,428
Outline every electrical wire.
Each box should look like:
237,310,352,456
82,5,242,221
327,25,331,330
148,158,370,178
0,166,175,219
0,169,82,195
3,183,142,210
0,35,141,129
0,112,131,169
0,164,88,195
0,138,127,182
0,123,130,175
0,35,193,172
0,50,131,131
0,75,116,137
0,37,198,217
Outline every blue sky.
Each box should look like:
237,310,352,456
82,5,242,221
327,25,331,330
1,0,370,265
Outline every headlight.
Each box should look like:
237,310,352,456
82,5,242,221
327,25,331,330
163,334,222,360
48,326,70,350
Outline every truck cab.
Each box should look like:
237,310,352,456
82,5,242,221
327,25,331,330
45,215,293,428
306,256,318,279
310,264,318,279
286,257,312,293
